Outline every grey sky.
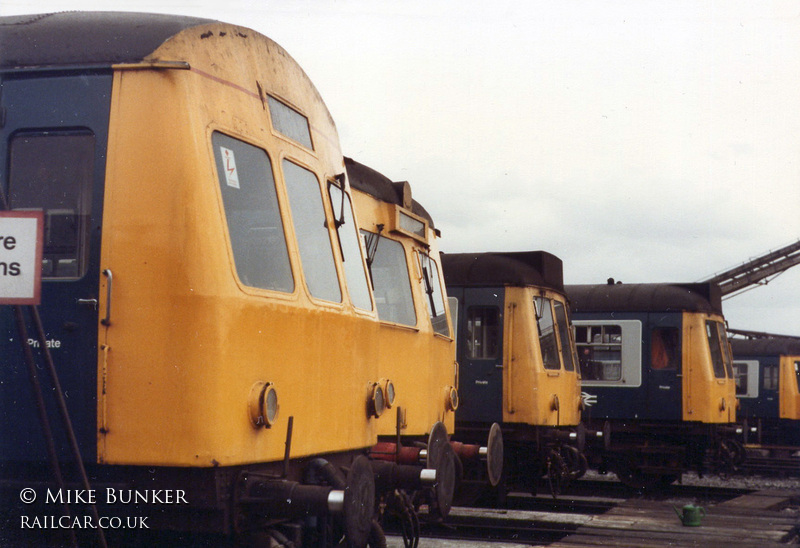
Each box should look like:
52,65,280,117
2,1,798,334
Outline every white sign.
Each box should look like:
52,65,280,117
0,211,44,305
220,146,240,188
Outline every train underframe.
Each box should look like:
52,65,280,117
455,422,585,501
583,420,745,489
0,418,499,548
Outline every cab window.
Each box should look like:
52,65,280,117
553,300,576,372
283,160,341,302
534,296,560,370
8,131,94,279
361,230,415,325
795,361,800,393
213,132,293,292
267,96,313,150
328,183,372,310
705,320,728,379
418,252,449,336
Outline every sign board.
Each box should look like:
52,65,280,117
0,211,44,305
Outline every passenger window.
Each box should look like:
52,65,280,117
733,360,759,397
575,324,622,380
705,320,727,379
763,365,778,391
467,307,500,359
8,131,94,279
418,252,450,337
733,363,748,395
361,230,416,326
553,300,576,372
283,160,341,303
534,296,560,370
328,183,372,310
651,327,679,370
213,132,293,292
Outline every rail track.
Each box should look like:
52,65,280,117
385,477,799,547
738,445,800,477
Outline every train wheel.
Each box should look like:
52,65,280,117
718,439,746,473
545,449,569,498
561,445,588,480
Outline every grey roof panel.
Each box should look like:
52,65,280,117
566,282,722,315
442,251,564,291
0,11,215,69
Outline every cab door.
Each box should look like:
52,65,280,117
0,72,112,462
453,286,505,424
646,318,682,420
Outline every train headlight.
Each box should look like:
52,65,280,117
368,383,386,418
248,381,279,428
444,386,459,412
381,379,396,408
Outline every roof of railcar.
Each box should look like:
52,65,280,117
0,11,215,69
441,251,564,292
345,156,435,228
566,282,723,315
730,337,800,357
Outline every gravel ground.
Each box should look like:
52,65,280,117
679,471,800,490
582,469,800,491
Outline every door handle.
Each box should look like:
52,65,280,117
77,298,98,310
101,269,112,326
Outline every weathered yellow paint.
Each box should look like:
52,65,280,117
501,287,581,426
779,355,800,420
352,189,456,437
98,24,384,466
682,313,737,423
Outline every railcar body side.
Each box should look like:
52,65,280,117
0,12,446,546
567,282,741,487
732,337,800,446
443,251,583,495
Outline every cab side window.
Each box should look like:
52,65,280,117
328,183,372,310
467,306,500,359
651,327,679,370
8,131,94,279
418,252,449,337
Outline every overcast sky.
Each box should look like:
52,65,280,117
2,1,798,334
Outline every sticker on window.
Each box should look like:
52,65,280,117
220,146,240,188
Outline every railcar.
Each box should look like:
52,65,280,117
442,251,583,496
730,335,800,452
0,12,452,547
346,157,502,514
566,281,742,488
